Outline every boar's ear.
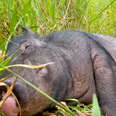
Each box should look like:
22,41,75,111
22,27,35,36
22,26,40,39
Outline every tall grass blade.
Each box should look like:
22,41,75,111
92,94,101,116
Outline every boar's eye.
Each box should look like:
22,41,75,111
20,41,35,55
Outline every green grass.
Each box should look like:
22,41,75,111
0,0,116,35
0,0,116,54
0,0,116,116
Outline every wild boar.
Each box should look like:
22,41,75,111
0,27,116,116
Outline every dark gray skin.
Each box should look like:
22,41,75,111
1,28,116,116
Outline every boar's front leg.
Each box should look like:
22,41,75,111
91,44,116,116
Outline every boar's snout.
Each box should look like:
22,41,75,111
0,80,22,116
2,80,27,104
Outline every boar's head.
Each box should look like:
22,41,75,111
0,28,70,116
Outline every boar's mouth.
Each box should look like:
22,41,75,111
0,86,7,101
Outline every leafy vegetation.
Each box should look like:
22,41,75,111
0,0,116,53
92,94,101,116
0,0,116,116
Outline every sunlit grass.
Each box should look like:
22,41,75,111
0,0,115,54
0,0,116,54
